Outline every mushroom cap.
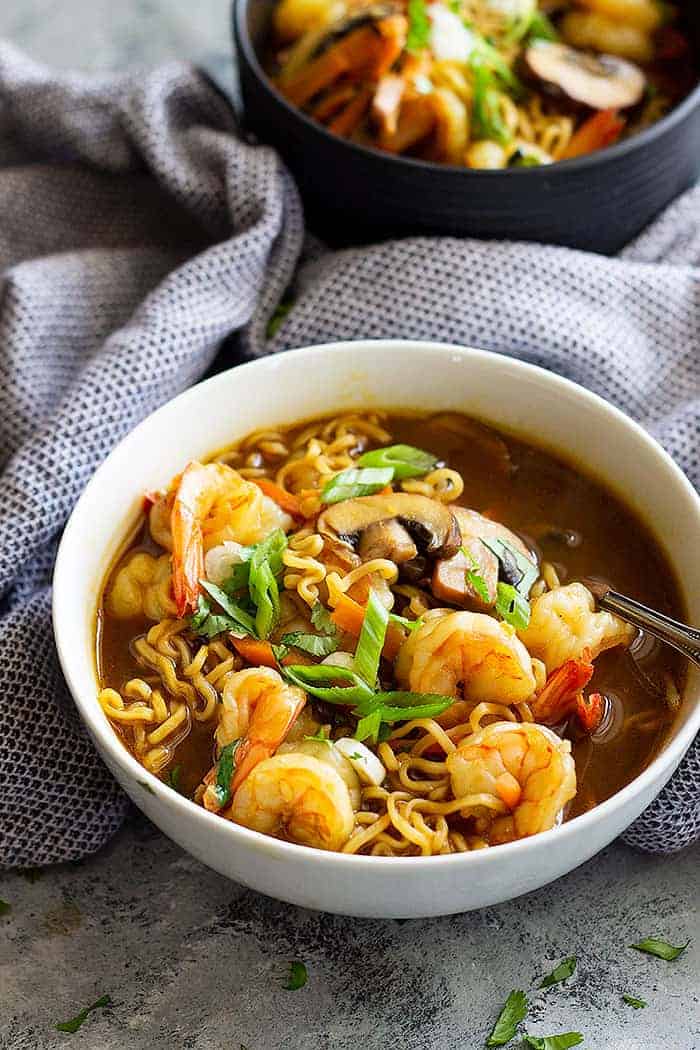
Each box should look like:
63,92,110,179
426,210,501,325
524,40,646,111
317,492,461,560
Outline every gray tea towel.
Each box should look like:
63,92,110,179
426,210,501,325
0,42,697,868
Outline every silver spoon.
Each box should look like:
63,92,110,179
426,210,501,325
585,579,700,668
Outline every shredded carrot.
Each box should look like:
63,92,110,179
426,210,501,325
231,635,311,668
252,478,303,518
561,109,625,160
330,593,405,661
231,637,278,668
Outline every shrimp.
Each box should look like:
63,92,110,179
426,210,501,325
517,582,634,674
228,753,356,851
106,551,176,620
201,667,305,811
395,610,536,708
447,722,577,844
169,461,292,616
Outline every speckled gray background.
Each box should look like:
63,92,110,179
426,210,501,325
0,3,698,1048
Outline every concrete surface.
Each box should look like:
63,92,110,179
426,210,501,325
0,3,698,1048
1,814,699,1049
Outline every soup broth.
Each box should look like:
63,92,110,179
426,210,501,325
97,411,684,853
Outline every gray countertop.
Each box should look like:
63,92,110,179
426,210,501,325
0,3,698,1048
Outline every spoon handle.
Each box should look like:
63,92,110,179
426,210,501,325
600,590,700,668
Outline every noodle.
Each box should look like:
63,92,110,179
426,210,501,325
98,406,682,858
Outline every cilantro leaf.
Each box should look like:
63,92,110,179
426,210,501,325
622,994,647,1009
496,582,530,629
539,956,576,989
522,1034,583,1050
213,740,242,808
310,602,338,636
280,631,340,658
285,960,307,990
407,0,430,53
197,585,257,637
630,937,690,961
487,989,528,1046
0,899,10,916
166,765,184,794
55,995,111,1034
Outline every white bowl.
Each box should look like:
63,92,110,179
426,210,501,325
53,341,700,918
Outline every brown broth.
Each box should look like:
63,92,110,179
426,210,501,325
97,411,685,816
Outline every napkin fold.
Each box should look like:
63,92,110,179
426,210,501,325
0,42,697,866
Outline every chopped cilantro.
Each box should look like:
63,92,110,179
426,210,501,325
522,1034,583,1050
486,989,528,1046
630,937,690,961
166,765,183,793
310,602,338,636
622,994,647,1009
55,995,111,1034
496,582,530,629
285,960,307,990
539,956,576,989
280,631,340,658
214,740,242,808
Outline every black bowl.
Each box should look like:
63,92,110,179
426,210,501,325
233,0,700,253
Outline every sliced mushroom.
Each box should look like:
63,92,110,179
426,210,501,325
358,519,418,564
318,493,461,562
524,41,646,111
431,508,533,611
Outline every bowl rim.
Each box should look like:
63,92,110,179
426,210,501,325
232,0,700,179
53,339,700,872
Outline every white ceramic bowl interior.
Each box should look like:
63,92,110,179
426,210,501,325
53,341,700,918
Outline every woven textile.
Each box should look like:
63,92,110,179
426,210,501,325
0,42,697,866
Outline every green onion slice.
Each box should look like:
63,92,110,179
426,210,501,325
481,536,539,598
357,443,438,480
321,467,394,505
353,589,389,688
282,664,375,704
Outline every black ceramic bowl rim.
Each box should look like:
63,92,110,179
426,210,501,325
234,0,700,177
